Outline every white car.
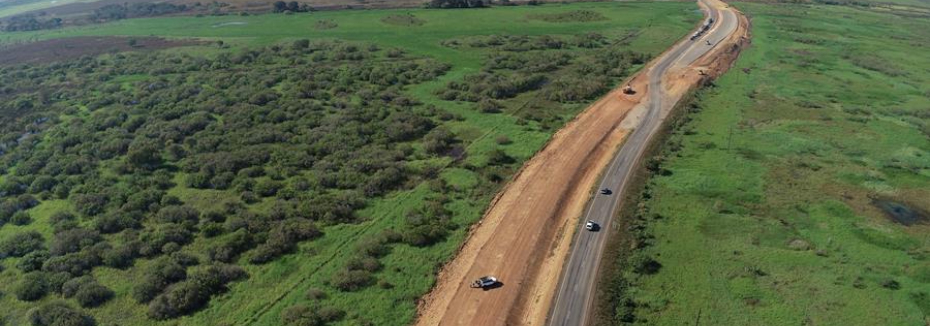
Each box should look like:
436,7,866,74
585,220,599,231
470,276,499,289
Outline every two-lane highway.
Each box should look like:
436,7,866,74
547,0,742,325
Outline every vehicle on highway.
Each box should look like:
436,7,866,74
600,188,612,195
470,276,499,290
584,220,599,231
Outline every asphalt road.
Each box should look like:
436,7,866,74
547,1,740,325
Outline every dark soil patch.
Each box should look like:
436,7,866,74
0,36,203,65
873,199,929,226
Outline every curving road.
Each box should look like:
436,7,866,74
547,0,741,325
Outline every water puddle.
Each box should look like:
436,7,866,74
873,199,929,226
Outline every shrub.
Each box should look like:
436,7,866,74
94,210,143,234
50,211,79,232
423,127,456,155
42,250,102,276
154,205,200,224
11,210,32,225
62,276,114,308
137,224,194,257
17,250,51,272
401,224,449,247
346,256,382,272
147,264,247,319
0,231,45,258
102,244,136,269
281,304,345,326
29,176,57,194
331,270,375,292
15,272,49,301
486,148,514,166
495,135,512,145
74,282,114,308
477,99,502,113
170,251,200,267
305,288,327,301
208,229,253,263
50,228,102,256
254,179,284,197
249,219,321,264
27,301,95,326
72,193,108,216
132,257,187,303
201,222,225,237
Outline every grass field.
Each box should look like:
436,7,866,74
604,2,930,325
0,2,698,325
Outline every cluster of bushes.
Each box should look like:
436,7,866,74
0,39,461,321
92,2,188,22
147,264,247,319
442,72,547,101
28,301,96,326
436,34,648,121
272,1,312,13
427,0,486,8
1,14,62,32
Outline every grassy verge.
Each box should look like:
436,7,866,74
598,2,930,325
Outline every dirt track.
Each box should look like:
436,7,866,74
415,0,751,325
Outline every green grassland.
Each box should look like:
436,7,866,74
603,2,930,325
0,2,698,326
